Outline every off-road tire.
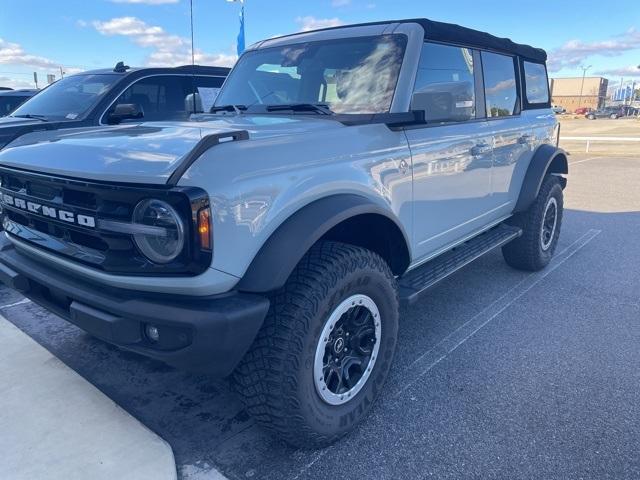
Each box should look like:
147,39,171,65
233,241,399,447
502,175,563,271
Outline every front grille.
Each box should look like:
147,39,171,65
0,167,211,276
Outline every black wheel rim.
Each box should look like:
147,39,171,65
541,197,558,251
314,295,380,405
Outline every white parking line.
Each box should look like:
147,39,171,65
392,229,602,398
0,298,31,309
569,156,605,166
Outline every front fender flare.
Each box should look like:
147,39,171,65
237,194,410,293
514,145,568,213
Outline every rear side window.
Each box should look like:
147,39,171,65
412,42,476,123
523,61,549,105
481,51,519,117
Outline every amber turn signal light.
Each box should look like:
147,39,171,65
197,207,212,250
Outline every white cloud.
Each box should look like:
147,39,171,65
93,17,164,37
595,65,640,77
548,28,640,72
0,38,59,69
331,0,351,6
296,16,343,32
0,76,36,90
92,17,236,67
110,0,179,4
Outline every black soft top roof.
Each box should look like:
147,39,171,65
415,18,546,63
298,18,547,63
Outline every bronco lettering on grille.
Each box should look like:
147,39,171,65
1,193,96,228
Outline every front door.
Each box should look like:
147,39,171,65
405,42,494,262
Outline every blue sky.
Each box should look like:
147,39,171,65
1,0,639,89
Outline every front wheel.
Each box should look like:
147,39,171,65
234,241,399,447
587,114,595,120
610,113,618,119
502,175,564,271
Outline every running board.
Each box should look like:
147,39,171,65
398,224,522,305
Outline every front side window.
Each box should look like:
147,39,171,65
0,96,30,116
482,51,519,117
215,35,407,114
11,74,120,121
523,61,549,105
411,42,476,123
110,75,193,122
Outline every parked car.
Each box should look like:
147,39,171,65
0,63,230,149
586,106,623,119
574,106,592,115
0,89,38,117
551,105,565,114
0,19,566,447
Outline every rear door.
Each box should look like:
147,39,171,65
484,53,551,212
404,42,494,261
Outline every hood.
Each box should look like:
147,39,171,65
0,115,344,185
0,116,46,127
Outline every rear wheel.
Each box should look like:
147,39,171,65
502,175,563,271
610,113,618,119
587,114,595,120
234,241,399,447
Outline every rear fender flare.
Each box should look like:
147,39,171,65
514,145,568,213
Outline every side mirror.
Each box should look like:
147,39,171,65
411,85,474,124
411,91,438,114
384,110,426,128
107,103,144,124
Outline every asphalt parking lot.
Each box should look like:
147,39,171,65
1,152,639,480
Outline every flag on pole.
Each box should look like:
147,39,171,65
237,4,245,56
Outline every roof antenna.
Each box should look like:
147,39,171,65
187,0,198,114
113,61,130,73
189,0,195,67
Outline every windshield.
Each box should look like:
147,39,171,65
11,74,120,121
215,35,407,114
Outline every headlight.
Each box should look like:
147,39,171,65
132,199,185,264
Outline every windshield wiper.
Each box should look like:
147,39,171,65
266,103,334,115
209,104,247,114
11,114,48,122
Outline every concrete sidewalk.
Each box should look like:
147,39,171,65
0,314,177,480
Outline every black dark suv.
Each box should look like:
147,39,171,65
0,63,230,149
0,89,39,117
586,106,624,119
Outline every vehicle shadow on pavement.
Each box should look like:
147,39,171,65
2,208,638,480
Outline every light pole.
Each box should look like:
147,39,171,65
577,64,591,110
636,66,640,117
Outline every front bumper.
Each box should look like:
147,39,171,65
0,236,270,377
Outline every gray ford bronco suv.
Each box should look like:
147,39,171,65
0,19,566,446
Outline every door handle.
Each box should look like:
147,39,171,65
470,143,491,156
